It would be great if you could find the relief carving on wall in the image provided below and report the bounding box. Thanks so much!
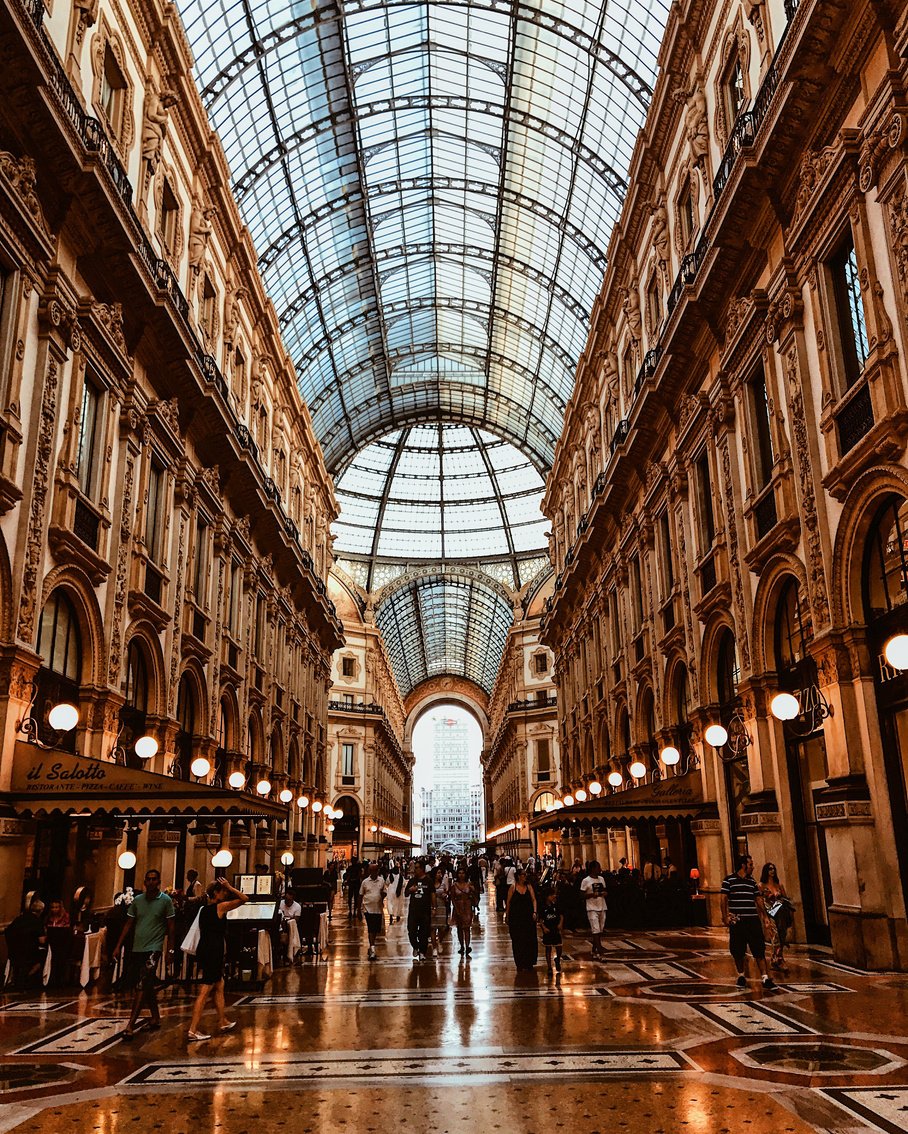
[719,435,751,670]
[107,447,136,683]
[17,357,60,640]
[784,346,830,626]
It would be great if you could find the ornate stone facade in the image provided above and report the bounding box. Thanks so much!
[541,0,908,970]
[0,0,343,921]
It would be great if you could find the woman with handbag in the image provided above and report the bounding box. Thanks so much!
[759,862,794,972]
[187,877,247,1042]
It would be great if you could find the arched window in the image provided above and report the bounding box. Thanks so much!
[175,674,196,781]
[671,663,693,771]
[121,639,151,769]
[533,790,556,813]
[37,591,81,681]
[864,496,908,620]
[775,578,813,673]
[716,629,739,707]
[35,591,82,750]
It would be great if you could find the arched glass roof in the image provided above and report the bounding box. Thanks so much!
[375,572,513,695]
[333,423,547,585]
[176,0,671,472]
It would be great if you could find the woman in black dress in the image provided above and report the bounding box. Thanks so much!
[187,877,247,1041]
[505,869,538,971]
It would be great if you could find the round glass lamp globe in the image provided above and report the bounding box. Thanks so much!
[884,633,908,671]
[134,735,158,760]
[333,808,344,819]
[327,823,335,832]
[588,780,603,795]
[279,788,293,804]
[629,761,647,779]
[280,852,294,866]
[323,807,334,820]
[211,849,233,869]
[563,794,575,807]
[190,757,211,778]
[117,850,137,870]
[369,823,378,832]
[544,804,554,813]
[311,800,323,813]
[575,788,588,802]
[607,771,623,787]
[770,692,800,722]
[660,746,681,766]
[296,795,310,809]
[48,703,78,732]
[228,770,246,790]
[255,779,271,796]
[705,723,729,748]
[553,799,565,810]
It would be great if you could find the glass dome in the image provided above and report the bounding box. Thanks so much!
[333,424,548,566]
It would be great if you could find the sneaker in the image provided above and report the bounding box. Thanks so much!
[762,976,777,990]
[219,1021,237,1033]
[367,947,376,960]
[417,953,426,962]
[736,975,747,989]
[188,1031,211,1042]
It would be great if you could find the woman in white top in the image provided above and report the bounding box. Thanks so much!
[386,864,405,923]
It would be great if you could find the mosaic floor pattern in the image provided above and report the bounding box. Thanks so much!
[0,889,907,1133]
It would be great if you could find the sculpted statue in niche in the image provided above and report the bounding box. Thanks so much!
[141,86,178,172]
[188,202,214,270]
[74,0,100,47]
[651,201,670,266]
[622,285,642,347]
[224,279,248,345]
[673,81,710,165]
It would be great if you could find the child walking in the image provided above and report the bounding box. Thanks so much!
[540,890,564,974]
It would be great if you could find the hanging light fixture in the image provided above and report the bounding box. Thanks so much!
[608,771,623,788]
[575,788,588,802]
[47,702,79,733]
[228,770,246,790]
[327,822,335,833]
[629,760,647,780]
[279,788,293,804]
[588,779,602,795]
[190,756,211,779]
[296,794,310,809]
[660,746,680,766]
[333,808,344,819]
[770,692,800,721]
[704,723,729,748]
[255,778,272,796]
[884,634,908,671]
[311,799,323,813]
[134,735,158,760]
[563,793,575,806]
[553,799,565,810]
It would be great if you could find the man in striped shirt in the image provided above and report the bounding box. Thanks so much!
[720,854,777,990]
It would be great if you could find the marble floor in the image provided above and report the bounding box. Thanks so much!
[2,891,908,1133]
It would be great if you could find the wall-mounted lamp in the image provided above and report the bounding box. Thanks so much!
[16,682,79,748]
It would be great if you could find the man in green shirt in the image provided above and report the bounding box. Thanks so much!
[114,868,176,1040]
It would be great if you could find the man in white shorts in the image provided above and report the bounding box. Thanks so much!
[580,860,608,959]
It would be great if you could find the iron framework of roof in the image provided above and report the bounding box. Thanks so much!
[176,0,670,694]
[178,0,669,473]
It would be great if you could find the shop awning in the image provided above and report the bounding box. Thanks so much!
[530,771,713,832]
[5,742,289,820]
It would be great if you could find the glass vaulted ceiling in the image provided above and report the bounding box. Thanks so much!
[177,0,670,472]
[334,424,548,589]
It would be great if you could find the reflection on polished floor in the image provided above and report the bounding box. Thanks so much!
[2,893,908,1134]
